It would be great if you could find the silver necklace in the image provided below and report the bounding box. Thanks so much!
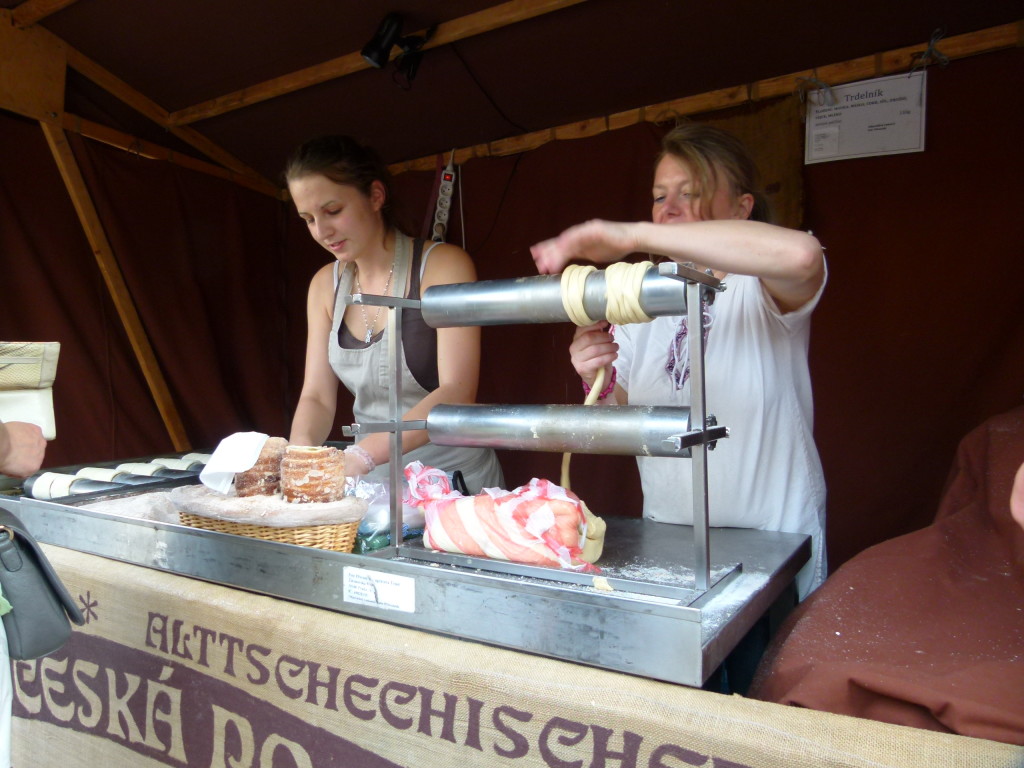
[353,260,395,344]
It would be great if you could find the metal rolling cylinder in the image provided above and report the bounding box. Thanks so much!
[426,404,693,457]
[420,266,689,328]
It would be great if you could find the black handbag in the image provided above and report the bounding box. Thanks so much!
[0,506,85,659]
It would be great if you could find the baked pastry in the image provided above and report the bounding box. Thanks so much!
[234,436,288,497]
[280,445,346,503]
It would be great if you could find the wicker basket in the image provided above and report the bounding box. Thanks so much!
[178,512,359,552]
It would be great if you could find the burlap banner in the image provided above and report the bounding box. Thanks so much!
[12,545,1021,768]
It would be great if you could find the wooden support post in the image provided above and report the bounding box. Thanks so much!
[39,121,192,453]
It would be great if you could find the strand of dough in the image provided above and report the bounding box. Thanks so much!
[558,261,655,563]
[559,261,655,328]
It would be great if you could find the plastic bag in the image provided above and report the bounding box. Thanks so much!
[403,461,597,571]
[352,475,425,553]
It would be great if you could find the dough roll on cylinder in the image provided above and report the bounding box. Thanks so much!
[419,266,689,328]
[427,404,694,457]
[23,471,123,499]
[75,466,165,485]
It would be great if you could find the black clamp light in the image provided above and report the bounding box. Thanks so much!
[361,13,436,86]
[361,13,403,68]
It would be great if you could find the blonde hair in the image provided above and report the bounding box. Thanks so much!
[658,122,771,223]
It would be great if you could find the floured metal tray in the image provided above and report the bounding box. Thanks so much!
[1,478,807,687]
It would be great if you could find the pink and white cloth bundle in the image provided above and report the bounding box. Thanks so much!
[403,461,596,570]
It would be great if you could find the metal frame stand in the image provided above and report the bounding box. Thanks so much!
[347,262,729,599]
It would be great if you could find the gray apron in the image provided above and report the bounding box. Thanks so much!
[328,231,504,494]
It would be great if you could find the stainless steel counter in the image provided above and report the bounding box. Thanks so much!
[1,484,807,687]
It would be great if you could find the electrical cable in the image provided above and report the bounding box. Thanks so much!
[458,163,466,249]
[471,153,522,254]
[449,44,528,133]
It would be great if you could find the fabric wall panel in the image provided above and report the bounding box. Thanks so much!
[0,111,170,465]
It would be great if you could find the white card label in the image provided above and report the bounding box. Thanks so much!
[805,71,926,164]
[343,567,416,613]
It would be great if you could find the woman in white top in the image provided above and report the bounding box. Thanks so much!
[531,123,827,600]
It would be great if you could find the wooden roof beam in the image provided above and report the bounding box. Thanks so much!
[63,113,285,199]
[11,0,81,28]
[64,45,280,191]
[389,21,1024,174]
[168,0,589,127]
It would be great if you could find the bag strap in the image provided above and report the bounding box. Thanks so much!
[0,506,85,626]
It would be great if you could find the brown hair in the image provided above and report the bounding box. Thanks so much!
[658,122,771,223]
[284,135,398,231]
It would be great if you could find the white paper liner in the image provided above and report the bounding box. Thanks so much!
[199,432,270,494]
[168,484,367,527]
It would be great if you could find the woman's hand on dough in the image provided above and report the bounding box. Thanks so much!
[531,220,638,274]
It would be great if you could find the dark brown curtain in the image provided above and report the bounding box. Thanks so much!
[2,46,1021,574]
[804,48,1024,567]
[71,135,295,448]
[0,112,299,464]
[1,111,169,466]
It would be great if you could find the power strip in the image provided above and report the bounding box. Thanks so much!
[431,153,456,242]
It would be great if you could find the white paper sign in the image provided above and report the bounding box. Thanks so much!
[805,72,926,164]
[344,566,416,612]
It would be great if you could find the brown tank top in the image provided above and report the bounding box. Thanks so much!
[337,238,439,391]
